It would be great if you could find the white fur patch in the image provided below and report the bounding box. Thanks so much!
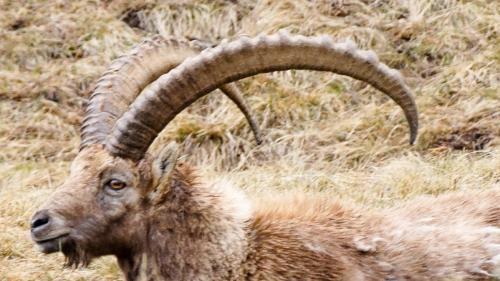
[469,266,492,277]
[210,179,253,223]
[353,236,384,253]
[304,241,327,255]
[487,244,500,255]
[417,217,435,223]
[489,254,500,277]
[377,261,394,273]
[479,227,500,235]
[472,254,500,278]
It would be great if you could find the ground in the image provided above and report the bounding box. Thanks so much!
[0,0,499,280]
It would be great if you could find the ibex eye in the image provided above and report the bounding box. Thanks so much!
[107,179,126,190]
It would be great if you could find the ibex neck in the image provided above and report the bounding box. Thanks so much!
[117,253,151,281]
[122,166,252,281]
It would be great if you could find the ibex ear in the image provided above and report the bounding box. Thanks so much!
[150,142,179,203]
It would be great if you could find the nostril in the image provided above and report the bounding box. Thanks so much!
[31,211,51,230]
[32,217,49,228]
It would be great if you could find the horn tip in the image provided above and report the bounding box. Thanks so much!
[409,124,418,145]
[255,135,263,145]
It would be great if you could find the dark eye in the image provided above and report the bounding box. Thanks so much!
[106,179,127,191]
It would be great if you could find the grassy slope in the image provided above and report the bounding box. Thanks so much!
[0,0,498,280]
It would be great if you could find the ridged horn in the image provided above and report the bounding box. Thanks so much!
[107,32,418,161]
[220,84,262,144]
[80,36,261,149]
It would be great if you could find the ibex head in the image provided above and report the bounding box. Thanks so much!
[30,32,418,267]
[30,143,179,266]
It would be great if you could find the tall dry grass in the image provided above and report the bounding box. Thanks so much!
[0,0,499,280]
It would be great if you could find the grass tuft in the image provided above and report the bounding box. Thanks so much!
[1,0,499,279]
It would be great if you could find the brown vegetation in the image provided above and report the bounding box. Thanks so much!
[1,0,499,280]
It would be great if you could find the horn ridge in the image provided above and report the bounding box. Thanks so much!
[80,36,261,150]
[107,33,418,161]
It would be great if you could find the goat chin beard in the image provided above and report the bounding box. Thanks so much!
[62,240,91,268]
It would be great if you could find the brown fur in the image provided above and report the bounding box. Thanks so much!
[32,146,500,280]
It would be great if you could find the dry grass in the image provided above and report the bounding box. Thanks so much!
[0,0,499,280]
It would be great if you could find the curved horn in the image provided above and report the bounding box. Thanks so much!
[108,32,418,161]
[220,84,262,144]
[80,36,261,149]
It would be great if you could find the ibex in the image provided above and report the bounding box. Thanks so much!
[31,32,500,280]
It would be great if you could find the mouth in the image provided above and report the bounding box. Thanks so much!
[34,233,70,254]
